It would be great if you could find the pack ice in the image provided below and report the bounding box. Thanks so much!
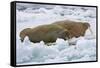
[16,4,97,65]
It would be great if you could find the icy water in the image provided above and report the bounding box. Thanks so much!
[16,3,97,65]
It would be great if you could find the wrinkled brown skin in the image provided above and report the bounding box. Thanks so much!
[53,20,90,38]
[19,20,90,43]
[20,24,69,43]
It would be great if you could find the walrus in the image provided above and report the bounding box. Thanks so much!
[19,20,92,43]
[53,20,92,38]
[19,24,70,43]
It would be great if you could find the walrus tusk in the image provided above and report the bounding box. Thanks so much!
[88,27,95,38]
[65,36,71,46]
[89,27,93,35]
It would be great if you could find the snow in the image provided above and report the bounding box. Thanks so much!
[53,38,69,51]
[16,3,97,65]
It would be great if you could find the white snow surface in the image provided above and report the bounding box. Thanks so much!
[16,4,97,65]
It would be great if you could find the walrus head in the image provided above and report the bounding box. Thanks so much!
[19,28,31,42]
[83,23,90,29]
[83,23,94,34]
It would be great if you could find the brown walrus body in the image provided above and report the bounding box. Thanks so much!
[20,24,69,43]
[53,20,90,38]
[19,20,90,43]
